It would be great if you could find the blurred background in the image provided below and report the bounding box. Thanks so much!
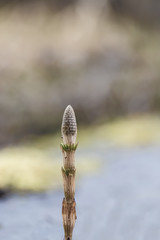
[0,0,160,239]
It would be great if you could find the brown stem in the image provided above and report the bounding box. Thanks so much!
[61,105,77,240]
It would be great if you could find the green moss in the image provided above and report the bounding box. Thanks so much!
[78,114,160,147]
[2,114,158,193]
[0,147,60,192]
[0,145,100,193]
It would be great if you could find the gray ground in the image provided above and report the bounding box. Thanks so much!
[0,146,160,240]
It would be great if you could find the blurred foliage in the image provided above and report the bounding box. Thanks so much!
[79,115,160,147]
[0,3,159,145]
[0,0,77,12]
[0,113,159,193]
[0,147,57,192]
[110,0,160,26]
[0,142,100,193]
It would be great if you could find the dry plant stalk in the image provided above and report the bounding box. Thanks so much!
[61,105,78,240]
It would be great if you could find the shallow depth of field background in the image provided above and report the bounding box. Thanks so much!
[0,1,160,240]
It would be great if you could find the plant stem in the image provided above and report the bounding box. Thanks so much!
[61,105,77,240]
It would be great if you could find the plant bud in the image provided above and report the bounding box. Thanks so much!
[61,105,77,144]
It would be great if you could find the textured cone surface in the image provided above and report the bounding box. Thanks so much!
[62,105,77,137]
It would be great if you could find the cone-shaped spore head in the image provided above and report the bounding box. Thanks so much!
[61,105,77,144]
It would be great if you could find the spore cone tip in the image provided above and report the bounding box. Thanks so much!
[61,105,77,144]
